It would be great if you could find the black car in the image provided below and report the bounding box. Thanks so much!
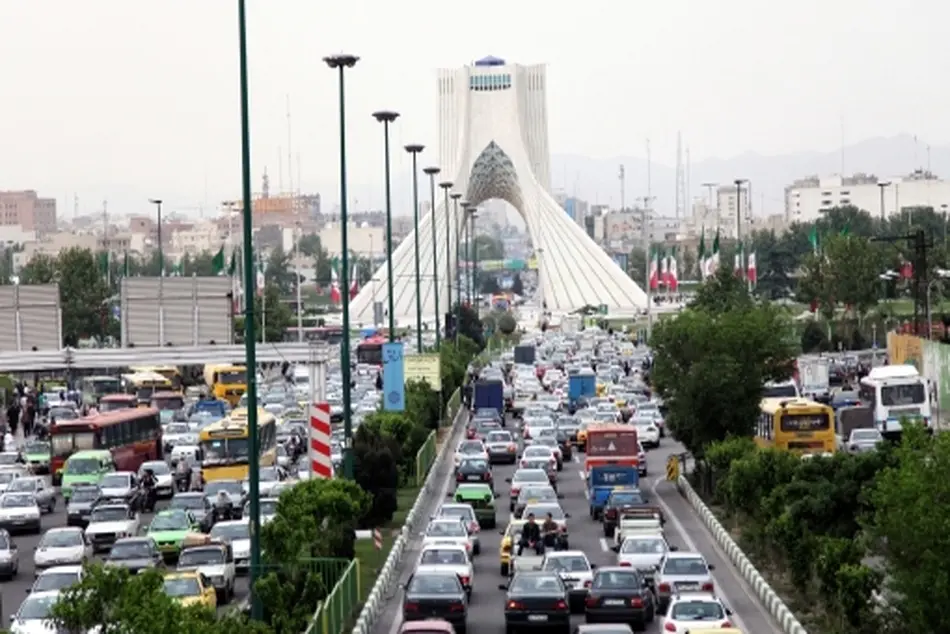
[554,428,575,461]
[584,567,656,630]
[455,458,493,490]
[500,571,572,633]
[169,492,216,532]
[402,570,469,634]
[106,537,165,574]
[65,485,101,528]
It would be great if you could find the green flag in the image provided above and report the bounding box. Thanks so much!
[97,251,110,278]
[809,226,819,252]
[697,228,706,278]
[211,247,225,275]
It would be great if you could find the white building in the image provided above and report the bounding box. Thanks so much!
[715,184,753,239]
[170,222,225,256]
[348,56,647,326]
[785,170,950,224]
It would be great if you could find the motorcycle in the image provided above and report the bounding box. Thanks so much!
[135,483,157,513]
[212,492,234,522]
[173,469,190,493]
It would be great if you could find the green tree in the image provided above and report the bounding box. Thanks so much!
[18,253,56,284]
[497,311,517,335]
[265,247,293,295]
[473,235,504,260]
[296,234,333,285]
[57,247,112,346]
[352,422,402,526]
[797,234,887,319]
[452,303,486,349]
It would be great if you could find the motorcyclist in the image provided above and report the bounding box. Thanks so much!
[541,512,559,548]
[140,468,157,511]
[175,459,190,492]
[517,513,543,556]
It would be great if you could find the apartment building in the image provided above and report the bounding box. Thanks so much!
[0,190,57,237]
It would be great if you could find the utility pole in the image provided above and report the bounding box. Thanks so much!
[873,229,933,336]
[674,132,685,219]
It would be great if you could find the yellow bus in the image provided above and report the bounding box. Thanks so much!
[203,364,247,407]
[130,366,182,391]
[756,397,836,455]
[198,408,277,482]
[121,371,173,406]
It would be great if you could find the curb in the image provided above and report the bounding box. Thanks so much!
[675,475,809,634]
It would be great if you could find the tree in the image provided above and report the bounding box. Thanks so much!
[473,235,504,261]
[257,478,369,633]
[497,311,517,335]
[18,253,56,284]
[352,422,402,526]
[453,303,486,349]
[796,233,888,320]
[235,285,293,342]
[57,247,113,346]
[478,272,500,294]
[265,247,294,295]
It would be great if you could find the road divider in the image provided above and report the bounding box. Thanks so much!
[675,473,809,634]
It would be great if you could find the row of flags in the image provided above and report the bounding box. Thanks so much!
[647,247,680,291]
[695,228,758,286]
[328,257,360,304]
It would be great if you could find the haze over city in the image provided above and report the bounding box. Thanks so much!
[2,0,947,218]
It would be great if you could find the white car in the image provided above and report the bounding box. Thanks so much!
[0,493,41,534]
[660,593,734,632]
[435,503,481,552]
[163,422,197,448]
[522,418,555,444]
[615,532,675,573]
[520,445,558,472]
[453,440,488,466]
[422,519,473,556]
[34,527,91,571]
[0,470,23,494]
[31,565,83,593]
[209,520,251,572]
[139,461,175,498]
[9,590,61,634]
[242,497,278,525]
[242,466,284,498]
[540,550,594,608]
[632,418,661,448]
[84,503,140,553]
[416,544,474,596]
[7,476,56,514]
[177,543,236,601]
[98,471,138,502]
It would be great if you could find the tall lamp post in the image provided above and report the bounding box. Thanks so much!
[148,198,164,276]
[734,178,747,280]
[451,193,463,342]
[324,53,360,480]
[461,202,471,305]
[439,182,453,338]
[878,181,891,220]
[423,167,442,348]
[372,110,399,342]
[468,206,479,320]
[405,144,425,353]
[235,0,262,620]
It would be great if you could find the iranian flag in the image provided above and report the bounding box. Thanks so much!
[709,229,721,275]
[668,246,679,291]
[697,229,707,279]
[348,262,360,299]
[747,251,757,287]
[648,247,660,291]
[658,247,668,288]
[330,258,342,304]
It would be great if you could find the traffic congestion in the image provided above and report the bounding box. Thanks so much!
[383,327,781,634]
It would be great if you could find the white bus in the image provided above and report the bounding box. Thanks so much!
[858,365,932,438]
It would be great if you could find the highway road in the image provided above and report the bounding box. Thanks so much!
[371,416,782,634]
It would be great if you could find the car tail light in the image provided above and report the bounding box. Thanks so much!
[619,561,631,567]
[511,487,520,496]
[456,473,464,481]
[484,472,492,481]
[664,622,677,632]
[721,622,733,628]
[520,460,527,468]
[506,600,524,610]
[630,597,643,608]
[458,573,471,586]
[464,542,471,552]
[507,444,516,452]
[468,522,479,533]
[449,601,465,612]
[702,582,714,592]
[404,602,419,612]
[585,596,599,608]
[554,599,568,611]
[658,583,671,593]
[605,508,617,520]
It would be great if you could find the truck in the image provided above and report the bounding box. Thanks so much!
[513,345,536,365]
[473,379,505,417]
[798,357,831,402]
[568,369,596,406]
[587,465,639,520]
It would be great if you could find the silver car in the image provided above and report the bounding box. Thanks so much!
[0,528,19,579]
[613,532,676,580]
[484,431,517,465]
[654,552,716,611]
[34,527,91,571]
[98,471,138,503]
[6,477,56,514]
[846,428,883,453]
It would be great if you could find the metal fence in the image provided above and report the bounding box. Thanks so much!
[413,432,437,488]
[305,559,361,634]
[0,284,62,351]
[120,276,233,347]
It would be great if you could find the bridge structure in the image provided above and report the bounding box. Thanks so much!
[349,56,647,327]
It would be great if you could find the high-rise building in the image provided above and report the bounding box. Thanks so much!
[0,190,57,239]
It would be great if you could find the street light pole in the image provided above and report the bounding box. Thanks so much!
[451,194,462,343]
[148,199,164,276]
[462,202,471,306]
[878,182,891,220]
[372,111,399,342]
[439,182,453,339]
[324,53,360,481]
[423,167,441,349]
[235,0,262,620]
[734,178,747,280]
[405,144,425,353]
[470,208,479,320]
[294,223,303,341]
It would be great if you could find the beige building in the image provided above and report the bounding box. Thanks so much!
[170,221,227,256]
[0,190,57,237]
[319,223,386,258]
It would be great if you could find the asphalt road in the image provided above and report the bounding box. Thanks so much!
[371,416,783,634]
[0,478,249,623]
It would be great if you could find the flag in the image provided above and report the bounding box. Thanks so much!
[256,255,266,296]
[809,226,819,253]
[169,261,183,277]
[97,251,110,278]
[122,251,130,277]
[228,250,237,276]
[734,242,744,277]
[747,251,757,287]
[697,228,707,279]
[709,229,721,274]
[330,256,342,303]
[349,262,360,299]
[668,246,679,291]
[648,248,659,291]
[211,247,225,275]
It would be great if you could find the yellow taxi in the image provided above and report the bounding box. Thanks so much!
[163,571,218,609]
[577,421,594,451]
[498,519,526,576]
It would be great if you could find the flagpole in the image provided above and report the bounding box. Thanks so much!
[295,224,303,341]
[641,199,653,340]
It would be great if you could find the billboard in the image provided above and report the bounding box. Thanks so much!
[120,277,234,347]
[404,353,442,391]
[0,284,62,351]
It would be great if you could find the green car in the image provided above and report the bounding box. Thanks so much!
[453,483,497,529]
[23,440,51,474]
[60,450,115,499]
[147,509,201,560]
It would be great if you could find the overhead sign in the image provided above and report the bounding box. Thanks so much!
[382,342,405,411]
[404,353,442,391]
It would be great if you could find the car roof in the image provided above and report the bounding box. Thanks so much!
[39,565,83,574]
[665,551,705,560]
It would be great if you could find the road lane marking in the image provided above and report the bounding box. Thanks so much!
[599,537,612,552]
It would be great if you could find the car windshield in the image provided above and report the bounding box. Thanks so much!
[519,487,555,502]
[487,432,511,443]
[209,523,249,541]
[513,470,548,484]
[439,507,474,521]
[7,479,35,493]
[425,521,466,537]
[24,442,49,455]
[524,447,553,458]
[259,467,278,482]
[164,577,201,597]
[171,496,204,510]
[166,423,189,434]
[0,472,18,484]
[150,513,189,531]
[205,482,242,496]
[670,600,725,621]
[41,530,83,548]
[420,549,467,565]
[259,500,277,515]
[542,555,590,572]
[109,541,152,559]
[179,548,224,566]
[64,457,100,475]
[407,573,462,594]
[458,442,483,454]
[140,462,170,475]
[33,571,81,592]
[1,494,33,508]
[16,594,57,620]
[621,537,667,554]
[100,474,130,488]
[90,506,128,522]
[460,459,488,471]
[593,570,641,589]
[663,558,709,575]
[609,491,646,505]
[510,574,563,593]
[70,488,99,503]
[852,430,881,441]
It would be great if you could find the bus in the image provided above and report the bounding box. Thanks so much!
[492,294,511,311]
[150,391,186,423]
[130,366,182,391]
[49,407,163,486]
[858,364,932,440]
[99,394,138,413]
[584,423,640,473]
[756,397,836,455]
[80,376,122,407]
[356,335,387,366]
[198,407,277,482]
[122,371,173,405]
[203,364,247,407]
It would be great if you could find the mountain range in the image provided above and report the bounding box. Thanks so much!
[549,134,948,219]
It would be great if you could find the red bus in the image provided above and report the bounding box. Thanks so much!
[584,424,640,473]
[356,335,387,365]
[49,408,163,484]
[99,394,138,413]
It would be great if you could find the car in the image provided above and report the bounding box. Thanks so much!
[484,430,518,465]
[845,428,883,453]
[65,485,101,528]
[455,458,493,489]
[553,428,575,461]
[636,443,647,477]
[659,592,734,632]
[0,527,19,578]
[242,466,285,498]
[454,440,489,466]
[178,541,236,601]
[22,440,51,474]
[507,469,553,511]
[514,485,560,520]
[147,509,202,560]
[9,590,60,632]
[169,492,216,532]
[34,527,91,571]
[602,490,662,539]
[436,503,482,551]
[417,543,474,596]
[0,492,41,534]
[500,571,571,632]
[0,470,23,494]
[522,418,556,445]
[163,571,218,609]
[449,483,497,529]
[139,461,175,498]
[6,476,56,514]
[422,519,474,556]
[654,553,716,612]
[106,536,165,573]
[612,532,676,578]
[539,550,595,612]
[584,566,657,629]
[398,620,458,634]
[401,570,469,634]
[275,444,292,469]
[98,471,139,505]
[521,445,559,473]
[533,437,564,470]
[30,565,83,593]
[519,457,558,486]
[209,520,251,572]
[242,497,279,525]
[163,422,197,449]
[84,503,139,553]
[472,419,502,441]
[630,418,660,449]
[204,480,245,521]
[522,503,570,536]
[573,625,635,634]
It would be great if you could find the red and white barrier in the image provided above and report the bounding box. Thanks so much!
[309,402,332,479]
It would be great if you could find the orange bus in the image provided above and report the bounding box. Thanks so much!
[50,408,163,485]
[584,423,639,473]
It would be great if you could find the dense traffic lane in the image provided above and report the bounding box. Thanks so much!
[372,419,782,634]
[0,485,249,623]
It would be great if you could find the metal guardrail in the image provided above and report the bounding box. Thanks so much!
[307,559,361,634]
[675,474,808,634]
[414,431,437,488]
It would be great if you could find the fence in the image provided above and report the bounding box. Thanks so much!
[305,559,361,634]
[414,431,437,488]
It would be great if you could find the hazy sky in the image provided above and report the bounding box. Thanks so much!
[2,0,947,219]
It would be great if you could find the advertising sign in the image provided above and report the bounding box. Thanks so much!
[382,342,405,411]
[404,353,442,391]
